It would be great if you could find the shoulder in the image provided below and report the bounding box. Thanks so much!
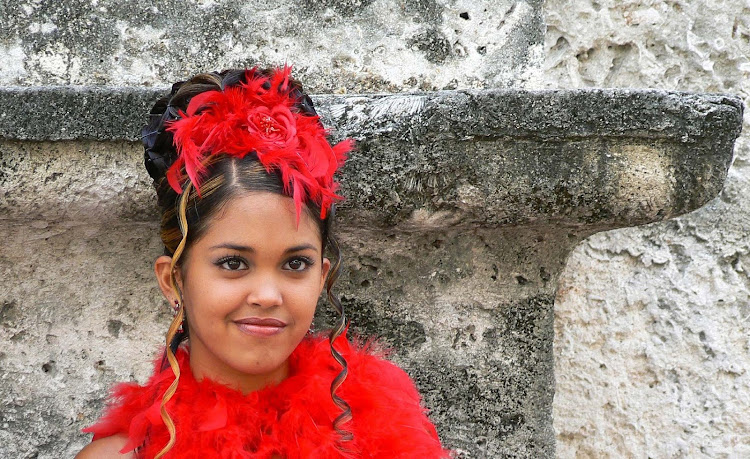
[343,338,420,393]
[82,348,187,444]
[344,346,425,409]
[330,339,451,457]
[75,434,135,459]
[301,333,418,391]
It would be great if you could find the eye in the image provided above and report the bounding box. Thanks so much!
[216,256,248,271]
[283,256,313,272]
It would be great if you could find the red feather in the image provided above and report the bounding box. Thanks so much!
[83,335,451,458]
[164,66,352,219]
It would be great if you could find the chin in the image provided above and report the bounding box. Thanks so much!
[236,360,284,375]
[227,349,290,375]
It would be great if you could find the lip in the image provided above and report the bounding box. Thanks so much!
[234,317,287,337]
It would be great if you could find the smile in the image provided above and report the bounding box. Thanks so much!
[234,317,287,337]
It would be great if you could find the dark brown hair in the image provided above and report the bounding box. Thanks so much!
[142,69,351,458]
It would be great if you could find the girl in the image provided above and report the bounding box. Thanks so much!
[77,67,449,458]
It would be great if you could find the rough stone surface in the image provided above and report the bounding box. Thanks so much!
[0,89,742,230]
[0,0,746,457]
[544,0,750,457]
[0,0,543,91]
[0,86,742,143]
[1,172,568,457]
[0,219,166,458]
[0,87,740,457]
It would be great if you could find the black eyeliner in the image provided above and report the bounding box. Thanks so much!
[214,254,249,269]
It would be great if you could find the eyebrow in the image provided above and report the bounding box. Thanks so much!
[209,243,319,254]
[209,243,254,252]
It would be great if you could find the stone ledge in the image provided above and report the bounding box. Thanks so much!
[0,87,743,230]
[0,86,742,142]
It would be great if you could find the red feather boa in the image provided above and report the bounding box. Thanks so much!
[83,335,450,458]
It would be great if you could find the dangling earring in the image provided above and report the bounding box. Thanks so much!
[172,300,184,333]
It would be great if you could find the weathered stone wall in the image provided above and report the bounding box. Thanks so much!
[5,87,739,458]
[0,0,747,458]
[544,0,750,457]
[0,0,543,91]
[0,2,549,456]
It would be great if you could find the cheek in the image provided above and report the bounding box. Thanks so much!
[288,277,324,313]
[184,275,244,319]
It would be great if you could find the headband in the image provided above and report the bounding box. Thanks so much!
[150,66,352,220]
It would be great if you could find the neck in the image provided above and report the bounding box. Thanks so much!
[187,347,290,395]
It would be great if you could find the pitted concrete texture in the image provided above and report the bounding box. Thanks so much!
[0,219,167,457]
[0,0,543,91]
[544,0,750,456]
[319,227,578,456]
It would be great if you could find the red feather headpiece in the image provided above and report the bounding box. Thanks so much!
[165,66,352,220]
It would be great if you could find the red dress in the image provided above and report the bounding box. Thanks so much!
[83,334,450,458]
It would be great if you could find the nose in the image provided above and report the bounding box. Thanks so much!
[246,272,283,308]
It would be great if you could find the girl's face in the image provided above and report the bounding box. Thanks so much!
[163,191,330,393]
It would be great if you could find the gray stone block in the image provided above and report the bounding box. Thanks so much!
[1,87,743,229]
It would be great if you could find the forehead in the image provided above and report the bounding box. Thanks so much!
[198,192,322,247]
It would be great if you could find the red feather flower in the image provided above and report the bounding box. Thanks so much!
[165,66,352,221]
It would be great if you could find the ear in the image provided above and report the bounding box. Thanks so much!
[154,255,181,302]
[318,257,331,296]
